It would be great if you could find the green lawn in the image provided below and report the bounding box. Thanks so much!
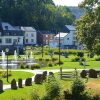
[0,71,34,84]
[1,73,100,100]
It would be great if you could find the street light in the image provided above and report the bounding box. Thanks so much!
[5,48,9,82]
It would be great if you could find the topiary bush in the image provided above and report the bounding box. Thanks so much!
[18,78,23,88]
[34,74,43,84]
[80,70,87,78]
[89,69,97,78]
[11,79,17,90]
[42,71,47,81]
[25,78,32,86]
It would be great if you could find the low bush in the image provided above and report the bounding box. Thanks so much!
[45,58,50,61]
[52,58,58,62]
[71,57,86,62]
[56,61,64,65]
[11,79,17,90]
[34,74,43,84]
[80,70,87,78]
[77,52,84,57]
[89,69,97,78]
[48,63,53,67]
[25,78,32,86]
[25,65,30,69]
[31,64,40,70]
[20,63,25,69]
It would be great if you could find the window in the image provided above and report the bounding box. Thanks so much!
[26,39,28,43]
[5,38,12,43]
[31,34,34,37]
[31,39,34,42]
[67,38,69,40]
[0,39,2,43]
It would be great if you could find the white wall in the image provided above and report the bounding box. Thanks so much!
[24,31,37,45]
[0,36,23,45]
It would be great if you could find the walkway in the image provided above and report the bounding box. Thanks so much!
[3,69,83,90]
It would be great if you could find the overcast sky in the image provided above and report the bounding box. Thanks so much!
[53,0,84,6]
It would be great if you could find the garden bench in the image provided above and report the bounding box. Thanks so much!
[59,71,74,79]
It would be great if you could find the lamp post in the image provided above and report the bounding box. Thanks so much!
[6,48,9,82]
[59,32,62,79]
[41,34,44,58]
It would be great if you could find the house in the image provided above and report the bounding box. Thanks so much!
[50,32,77,49]
[0,22,24,52]
[20,27,37,45]
[49,25,83,49]
[37,31,55,46]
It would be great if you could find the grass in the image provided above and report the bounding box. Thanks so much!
[0,72,100,100]
[0,71,34,84]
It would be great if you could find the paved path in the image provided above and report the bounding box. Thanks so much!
[3,69,83,90]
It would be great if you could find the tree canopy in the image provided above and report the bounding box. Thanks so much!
[0,0,75,32]
[76,0,100,52]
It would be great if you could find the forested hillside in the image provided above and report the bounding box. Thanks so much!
[68,6,84,19]
[0,0,75,32]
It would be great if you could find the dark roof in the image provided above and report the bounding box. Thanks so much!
[65,25,76,31]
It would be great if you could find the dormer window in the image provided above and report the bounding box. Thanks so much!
[5,26,8,30]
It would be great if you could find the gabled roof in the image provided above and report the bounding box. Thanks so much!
[1,22,16,30]
[55,32,68,38]
[21,27,36,32]
[65,25,76,31]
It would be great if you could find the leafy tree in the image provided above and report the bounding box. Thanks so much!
[76,0,100,52]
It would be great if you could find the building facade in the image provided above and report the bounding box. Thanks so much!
[0,22,24,52]
[21,27,37,45]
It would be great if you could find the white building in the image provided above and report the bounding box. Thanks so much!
[21,27,37,45]
[0,22,24,52]
[50,25,83,49]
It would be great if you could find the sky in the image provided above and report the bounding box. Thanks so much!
[53,0,84,6]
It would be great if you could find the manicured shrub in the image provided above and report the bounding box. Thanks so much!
[71,57,85,62]
[39,58,43,61]
[31,64,40,70]
[45,58,50,61]
[25,78,32,86]
[48,63,53,67]
[49,72,54,76]
[42,71,47,81]
[20,63,25,69]
[45,75,60,100]
[77,52,84,57]
[18,78,23,88]
[25,65,30,69]
[89,69,97,78]
[80,70,87,78]
[0,80,3,92]
[34,74,43,84]
[11,79,17,90]
[52,58,58,61]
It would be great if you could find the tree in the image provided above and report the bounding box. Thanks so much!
[76,0,100,52]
